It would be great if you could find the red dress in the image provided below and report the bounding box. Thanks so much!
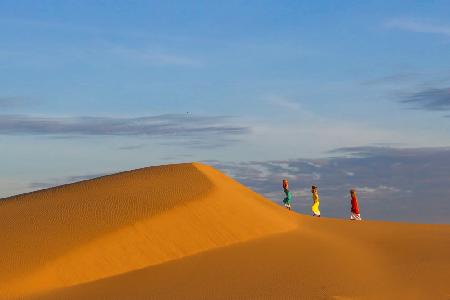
[351,195,360,214]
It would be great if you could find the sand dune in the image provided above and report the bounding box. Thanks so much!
[1,163,449,299]
[41,220,450,300]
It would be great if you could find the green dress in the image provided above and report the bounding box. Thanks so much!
[283,189,292,204]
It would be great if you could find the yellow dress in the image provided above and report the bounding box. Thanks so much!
[311,193,321,215]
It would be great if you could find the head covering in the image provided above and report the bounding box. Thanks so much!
[282,179,289,190]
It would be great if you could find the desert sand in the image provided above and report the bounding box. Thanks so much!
[0,163,449,299]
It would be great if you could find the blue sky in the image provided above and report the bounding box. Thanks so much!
[1,1,450,222]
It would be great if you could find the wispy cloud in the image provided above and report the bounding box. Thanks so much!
[356,185,402,194]
[111,47,202,67]
[29,173,109,190]
[0,114,248,137]
[329,146,450,157]
[0,96,27,109]
[266,95,301,110]
[160,137,242,150]
[400,87,450,111]
[118,144,147,151]
[384,18,450,37]
[361,73,418,86]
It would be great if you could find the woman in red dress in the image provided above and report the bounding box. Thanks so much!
[350,189,362,221]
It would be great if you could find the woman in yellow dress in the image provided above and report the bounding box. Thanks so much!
[311,185,321,217]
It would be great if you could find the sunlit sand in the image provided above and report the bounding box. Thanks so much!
[1,163,448,299]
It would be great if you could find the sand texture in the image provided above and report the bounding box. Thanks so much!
[0,163,449,299]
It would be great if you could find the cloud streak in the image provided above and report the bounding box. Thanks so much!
[385,18,450,37]
[0,97,27,108]
[111,47,202,67]
[29,173,109,190]
[361,73,418,86]
[0,114,249,137]
[118,144,147,151]
[266,95,301,110]
[400,87,450,111]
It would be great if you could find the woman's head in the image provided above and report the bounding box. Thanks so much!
[350,189,356,196]
[282,179,289,189]
[311,185,318,193]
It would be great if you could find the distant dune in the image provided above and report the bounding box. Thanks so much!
[0,163,449,299]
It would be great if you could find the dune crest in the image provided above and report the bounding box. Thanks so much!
[0,163,297,298]
[1,163,449,299]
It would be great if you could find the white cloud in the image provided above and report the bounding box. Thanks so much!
[111,47,203,67]
[356,185,401,194]
[278,172,297,180]
[384,18,450,37]
[343,171,355,176]
[266,95,301,110]
[312,172,321,181]
[306,162,322,168]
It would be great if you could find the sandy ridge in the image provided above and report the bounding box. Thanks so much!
[0,163,298,298]
[1,162,449,299]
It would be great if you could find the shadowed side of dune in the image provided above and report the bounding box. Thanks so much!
[38,218,450,300]
[0,163,298,298]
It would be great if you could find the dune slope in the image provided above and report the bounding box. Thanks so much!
[0,163,297,298]
[1,162,449,299]
[40,219,450,300]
